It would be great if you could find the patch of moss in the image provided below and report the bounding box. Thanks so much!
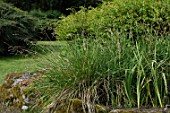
[0,72,42,111]
[119,110,137,113]
[70,98,84,112]
[44,98,107,113]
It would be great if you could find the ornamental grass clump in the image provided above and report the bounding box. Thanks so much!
[34,35,170,112]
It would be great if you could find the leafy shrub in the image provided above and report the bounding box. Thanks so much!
[56,0,170,40]
[0,2,38,55]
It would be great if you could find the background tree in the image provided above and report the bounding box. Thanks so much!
[0,1,38,55]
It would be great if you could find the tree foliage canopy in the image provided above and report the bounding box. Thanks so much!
[0,1,38,55]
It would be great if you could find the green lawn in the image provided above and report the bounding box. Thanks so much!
[0,55,40,83]
[0,41,67,83]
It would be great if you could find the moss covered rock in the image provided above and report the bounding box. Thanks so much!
[0,72,43,111]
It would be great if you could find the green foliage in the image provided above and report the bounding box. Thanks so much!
[56,0,170,40]
[35,37,170,109]
[31,18,57,41]
[1,0,169,111]
[0,2,38,55]
[28,9,63,19]
[27,9,61,41]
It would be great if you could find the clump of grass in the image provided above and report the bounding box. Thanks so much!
[34,34,170,112]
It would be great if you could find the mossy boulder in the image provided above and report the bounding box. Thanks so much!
[0,72,43,111]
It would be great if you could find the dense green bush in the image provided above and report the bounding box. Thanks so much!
[0,2,38,55]
[56,0,170,40]
[3,0,103,15]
